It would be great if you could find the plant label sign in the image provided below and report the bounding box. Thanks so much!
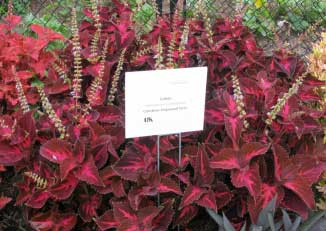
[125,67,207,138]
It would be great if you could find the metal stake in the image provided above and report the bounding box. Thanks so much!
[178,133,182,167]
[178,133,182,231]
[157,135,160,206]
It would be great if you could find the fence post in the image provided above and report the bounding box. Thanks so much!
[161,0,185,16]
[156,0,163,15]
[170,0,178,15]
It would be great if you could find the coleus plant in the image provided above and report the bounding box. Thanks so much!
[0,10,64,113]
[0,1,325,230]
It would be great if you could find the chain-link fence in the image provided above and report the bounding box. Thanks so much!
[166,0,326,56]
[1,0,326,56]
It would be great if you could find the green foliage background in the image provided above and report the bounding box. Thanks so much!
[0,0,85,38]
[243,0,326,37]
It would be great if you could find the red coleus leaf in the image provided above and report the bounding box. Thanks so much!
[49,174,79,200]
[260,183,284,210]
[210,142,269,169]
[159,136,176,154]
[0,44,20,63]
[25,191,51,209]
[279,97,298,121]
[138,206,162,230]
[113,18,135,48]
[161,149,191,169]
[223,91,238,117]
[180,185,206,209]
[4,15,22,26]
[239,77,260,96]
[58,141,85,180]
[296,157,324,185]
[23,37,49,60]
[205,99,225,125]
[74,155,104,186]
[158,177,182,195]
[195,190,217,211]
[272,144,289,181]
[15,182,31,206]
[0,142,23,165]
[89,121,106,140]
[210,148,240,169]
[0,196,12,209]
[248,183,284,223]
[112,201,137,222]
[92,137,111,169]
[94,166,118,194]
[14,110,36,146]
[30,52,56,76]
[97,105,122,123]
[257,71,275,90]
[304,76,326,86]
[231,162,262,199]
[194,144,214,186]
[74,140,85,164]
[137,171,160,196]
[281,190,309,219]
[174,205,198,227]
[29,212,55,231]
[282,177,315,209]
[60,158,78,180]
[132,138,156,155]
[152,200,174,231]
[240,142,270,166]
[44,78,70,95]
[173,171,191,185]
[40,139,73,164]
[113,146,155,181]
[128,188,144,211]
[95,210,118,230]
[112,202,162,230]
[29,210,77,231]
[112,177,126,198]
[3,15,22,30]
[272,144,316,209]
[30,24,65,42]
[17,70,34,80]
[224,115,243,149]
[274,56,298,77]
[116,221,140,231]
[215,181,233,210]
[79,194,102,222]
[298,89,320,101]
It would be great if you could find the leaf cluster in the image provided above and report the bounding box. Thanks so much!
[0,1,325,231]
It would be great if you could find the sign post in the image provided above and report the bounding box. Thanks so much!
[125,67,207,207]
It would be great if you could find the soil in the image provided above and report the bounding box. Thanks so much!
[0,168,33,231]
[188,209,219,231]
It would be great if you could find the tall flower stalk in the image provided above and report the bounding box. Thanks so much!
[71,8,83,107]
[107,48,126,105]
[89,0,102,63]
[88,39,109,106]
[266,73,306,125]
[37,86,66,139]
[12,66,30,114]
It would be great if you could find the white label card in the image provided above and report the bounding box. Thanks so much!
[125,67,207,138]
